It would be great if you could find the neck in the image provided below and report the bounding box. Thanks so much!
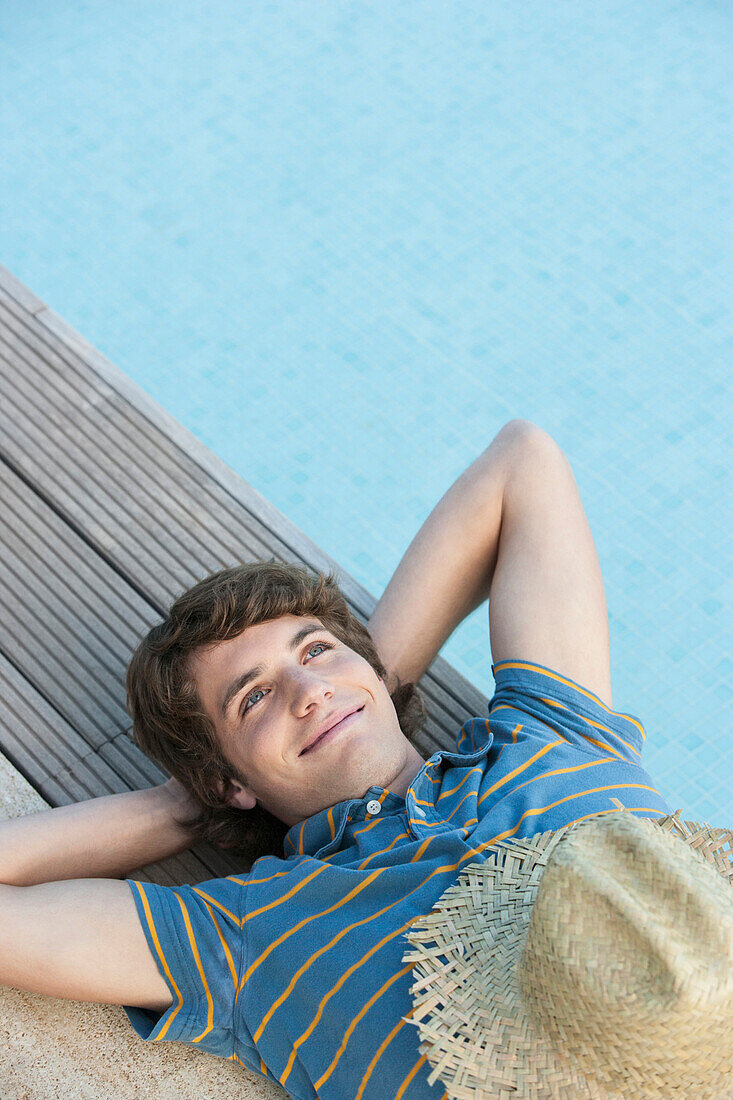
[387,743,427,798]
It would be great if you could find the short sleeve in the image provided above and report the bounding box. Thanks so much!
[122,875,248,1062]
[488,658,648,764]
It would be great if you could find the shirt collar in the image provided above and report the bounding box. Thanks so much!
[283,738,491,860]
[283,786,404,859]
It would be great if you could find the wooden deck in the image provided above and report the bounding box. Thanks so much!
[0,263,488,888]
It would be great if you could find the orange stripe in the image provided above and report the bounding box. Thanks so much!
[243,863,328,925]
[437,766,482,800]
[352,822,383,836]
[255,907,419,1050]
[442,788,481,823]
[479,792,667,850]
[413,782,489,827]
[407,816,447,829]
[477,736,560,805]
[228,867,293,886]
[172,891,215,1044]
[410,837,433,862]
[317,802,390,863]
[315,963,417,1091]
[541,697,634,758]
[411,795,437,806]
[481,717,517,770]
[318,847,346,864]
[490,705,568,742]
[499,754,616,803]
[241,868,386,991]
[129,881,184,1040]
[298,820,307,855]
[191,887,238,924]
[492,659,646,741]
[200,899,238,989]
[358,831,409,870]
[396,1052,428,1099]
[354,1007,415,1100]
[410,794,471,830]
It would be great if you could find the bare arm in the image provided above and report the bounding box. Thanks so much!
[0,782,191,1007]
[368,418,614,709]
[367,419,531,690]
[0,779,198,887]
[0,877,173,1011]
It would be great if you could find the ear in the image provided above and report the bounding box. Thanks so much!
[226,783,257,811]
[216,778,257,811]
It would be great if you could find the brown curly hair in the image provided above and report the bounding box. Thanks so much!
[126,560,426,866]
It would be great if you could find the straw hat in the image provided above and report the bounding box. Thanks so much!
[402,804,733,1099]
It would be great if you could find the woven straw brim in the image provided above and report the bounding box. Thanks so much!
[402,809,733,1100]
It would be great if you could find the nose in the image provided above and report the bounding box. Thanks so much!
[288,666,334,715]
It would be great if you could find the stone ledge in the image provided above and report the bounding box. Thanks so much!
[0,753,286,1099]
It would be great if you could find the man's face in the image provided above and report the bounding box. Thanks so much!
[188,613,425,827]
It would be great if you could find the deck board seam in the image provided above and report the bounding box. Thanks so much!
[0,448,168,616]
[0,290,309,562]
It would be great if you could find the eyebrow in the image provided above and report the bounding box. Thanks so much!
[219,623,326,720]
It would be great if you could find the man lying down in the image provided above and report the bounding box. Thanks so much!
[0,421,672,1099]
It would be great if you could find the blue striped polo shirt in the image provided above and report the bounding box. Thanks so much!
[123,658,671,1100]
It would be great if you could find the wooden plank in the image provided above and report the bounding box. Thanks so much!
[0,652,91,790]
[0,421,473,874]
[99,733,240,880]
[0,651,232,883]
[0,266,489,803]
[0,459,152,743]
[0,289,487,745]
[0,443,474,808]
[0,262,47,315]
[0,270,485,667]
[37,760,222,888]
[0,292,300,591]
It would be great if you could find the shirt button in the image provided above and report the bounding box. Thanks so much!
[366,800,382,815]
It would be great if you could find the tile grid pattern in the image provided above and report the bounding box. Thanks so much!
[0,0,730,820]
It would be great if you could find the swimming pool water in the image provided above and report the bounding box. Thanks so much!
[0,0,730,821]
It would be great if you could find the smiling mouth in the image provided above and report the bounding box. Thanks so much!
[300,706,365,755]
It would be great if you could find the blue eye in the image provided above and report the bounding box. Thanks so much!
[240,641,333,716]
[242,687,266,712]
